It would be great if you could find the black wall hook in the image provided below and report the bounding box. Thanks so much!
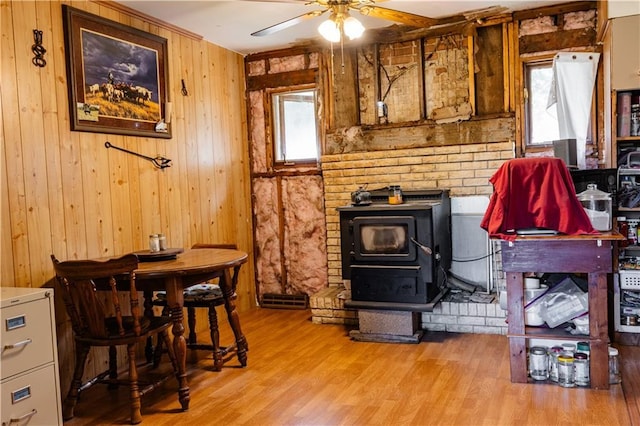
[105,141,172,169]
[32,29,46,67]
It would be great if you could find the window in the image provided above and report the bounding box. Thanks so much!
[524,60,594,147]
[525,62,559,145]
[271,89,319,164]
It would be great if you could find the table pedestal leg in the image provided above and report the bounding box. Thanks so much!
[165,277,190,411]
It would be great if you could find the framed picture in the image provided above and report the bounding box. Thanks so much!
[62,5,171,139]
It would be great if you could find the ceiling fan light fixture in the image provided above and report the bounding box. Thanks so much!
[318,19,341,42]
[343,16,365,40]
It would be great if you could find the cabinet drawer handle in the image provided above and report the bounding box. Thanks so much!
[3,338,32,350]
[3,409,38,425]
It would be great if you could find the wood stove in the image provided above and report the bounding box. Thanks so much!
[338,189,451,311]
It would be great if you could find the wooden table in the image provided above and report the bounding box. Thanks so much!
[133,248,248,410]
[501,232,624,390]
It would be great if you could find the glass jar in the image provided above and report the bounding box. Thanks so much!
[388,185,403,205]
[557,354,575,387]
[158,233,167,251]
[529,346,549,381]
[574,352,590,387]
[609,346,621,384]
[561,343,576,356]
[548,346,564,382]
[577,184,612,231]
[576,341,590,356]
[149,234,160,252]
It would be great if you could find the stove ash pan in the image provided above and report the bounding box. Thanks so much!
[337,189,451,307]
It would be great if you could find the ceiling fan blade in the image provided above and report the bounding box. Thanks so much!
[251,9,327,36]
[358,5,437,28]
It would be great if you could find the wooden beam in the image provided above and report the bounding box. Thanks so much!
[519,28,596,54]
[467,35,476,116]
[324,115,515,154]
[246,69,317,91]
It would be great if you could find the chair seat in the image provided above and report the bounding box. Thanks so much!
[155,284,223,303]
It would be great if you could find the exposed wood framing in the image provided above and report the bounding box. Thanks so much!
[502,23,511,113]
[513,21,523,158]
[508,22,516,114]
[519,28,597,54]
[324,115,514,154]
[467,35,476,116]
[417,40,426,120]
[246,69,317,91]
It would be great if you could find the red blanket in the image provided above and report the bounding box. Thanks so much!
[480,158,598,240]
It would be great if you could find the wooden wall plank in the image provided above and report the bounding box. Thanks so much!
[2,0,254,392]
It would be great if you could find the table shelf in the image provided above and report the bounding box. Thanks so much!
[500,233,624,390]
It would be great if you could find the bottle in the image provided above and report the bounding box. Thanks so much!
[609,346,622,384]
[617,217,629,248]
[557,354,575,387]
[149,234,160,252]
[529,346,549,381]
[574,352,590,387]
[629,221,638,246]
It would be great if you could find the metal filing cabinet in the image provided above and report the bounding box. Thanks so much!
[1,287,62,426]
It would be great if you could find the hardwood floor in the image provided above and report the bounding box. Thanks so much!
[63,308,639,425]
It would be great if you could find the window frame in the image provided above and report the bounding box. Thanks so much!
[268,85,320,168]
[522,56,596,152]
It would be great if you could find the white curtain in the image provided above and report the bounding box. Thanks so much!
[547,52,600,169]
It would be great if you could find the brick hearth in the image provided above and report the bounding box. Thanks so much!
[310,286,508,335]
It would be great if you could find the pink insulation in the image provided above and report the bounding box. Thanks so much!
[253,178,283,295]
[282,176,328,295]
[269,55,308,73]
[249,91,267,173]
[247,60,266,76]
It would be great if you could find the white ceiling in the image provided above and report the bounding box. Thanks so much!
[116,0,571,55]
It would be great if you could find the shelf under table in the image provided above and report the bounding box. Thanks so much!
[500,232,624,390]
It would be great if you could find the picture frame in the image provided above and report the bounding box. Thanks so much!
[62,5,171,139]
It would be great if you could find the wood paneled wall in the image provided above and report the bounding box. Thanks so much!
[1,0,254,390]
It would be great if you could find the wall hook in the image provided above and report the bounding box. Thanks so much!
[105,141,172,169]
[32,29,46,67]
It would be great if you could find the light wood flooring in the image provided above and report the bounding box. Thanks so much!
[63,308,639,425]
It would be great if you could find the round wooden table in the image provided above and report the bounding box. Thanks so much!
[134,248,248,411]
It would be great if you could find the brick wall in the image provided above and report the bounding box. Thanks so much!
[312,141,514,333]
[321,141,514,287]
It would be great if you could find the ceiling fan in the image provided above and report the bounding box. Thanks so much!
[250,0,438,41]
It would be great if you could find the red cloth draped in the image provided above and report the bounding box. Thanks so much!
[480,157,598,241]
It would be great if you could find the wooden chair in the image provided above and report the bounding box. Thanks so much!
[51,254,178,425]
[152,243,246,371]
